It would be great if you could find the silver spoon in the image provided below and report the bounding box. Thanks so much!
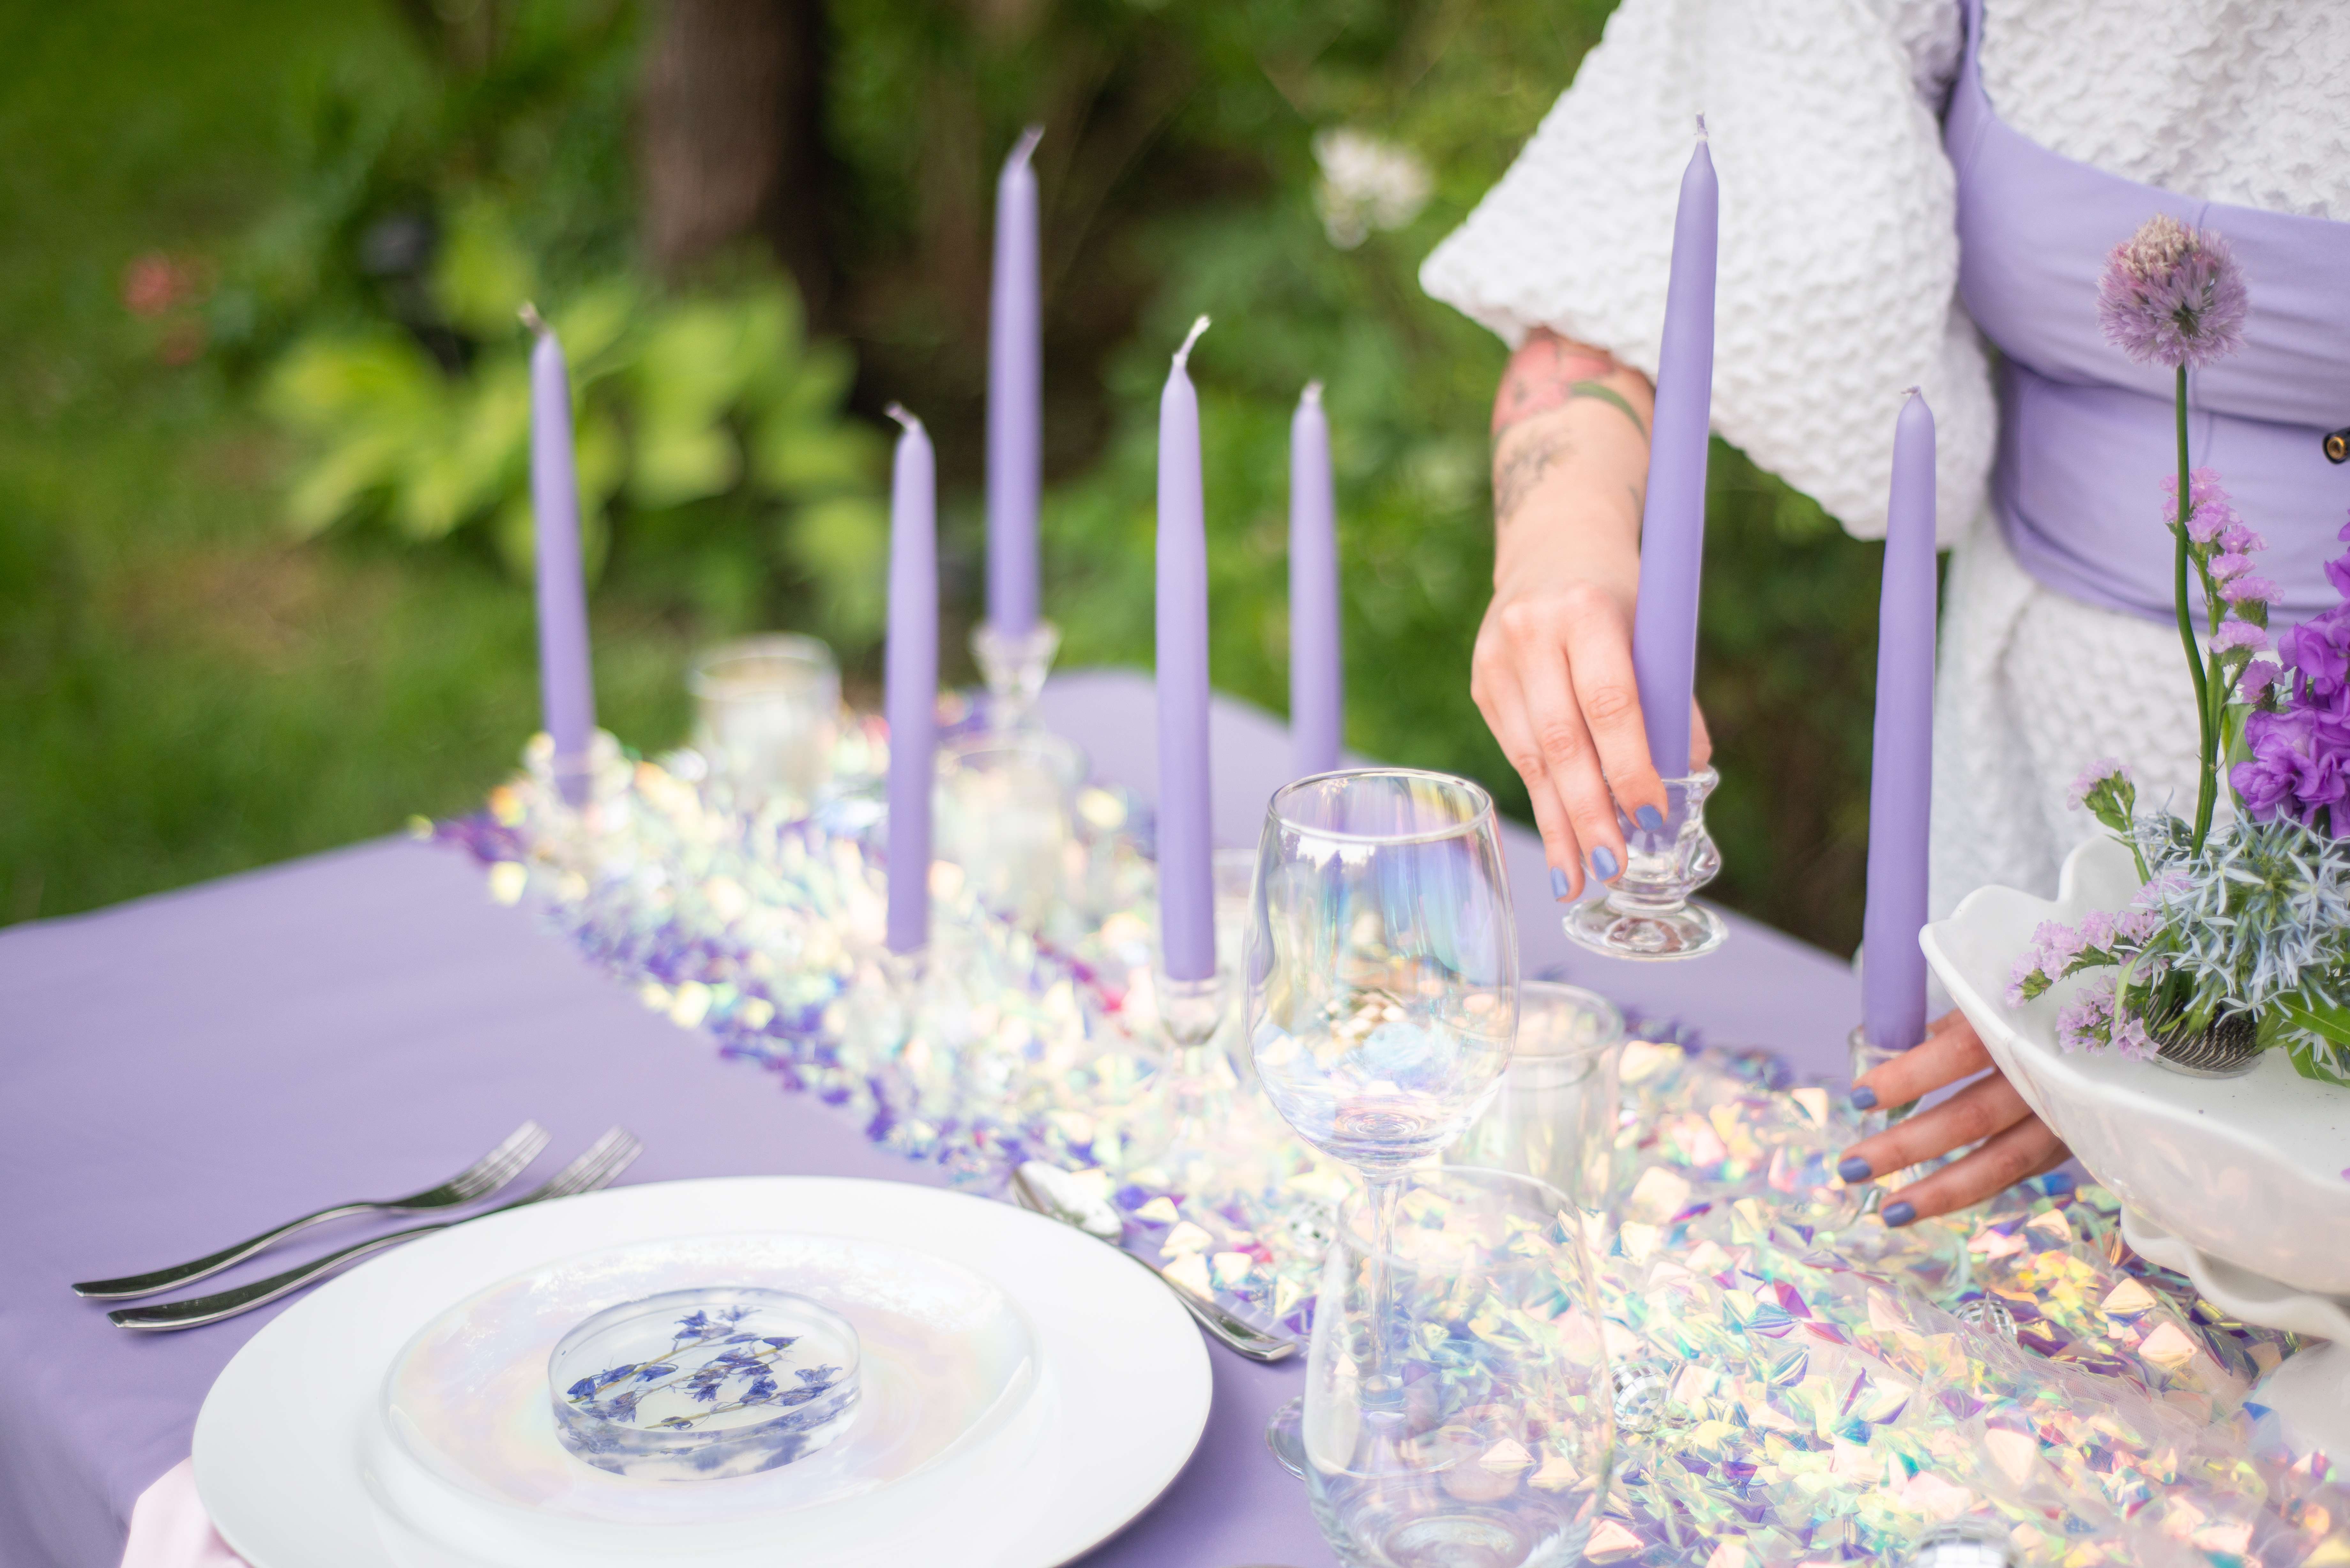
[1010,1162,1297,1363]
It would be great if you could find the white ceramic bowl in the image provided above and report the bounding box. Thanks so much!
[1920,834,2350,1297]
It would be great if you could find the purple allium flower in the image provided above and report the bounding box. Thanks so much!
[2209,551,2254,582]
[2222,574,2279,606]
[2097,214,2249,369]
[2066,758,2129,810]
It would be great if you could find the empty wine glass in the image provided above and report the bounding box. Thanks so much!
[1301,1166,1614,1568]
[1245,769,1518,1179]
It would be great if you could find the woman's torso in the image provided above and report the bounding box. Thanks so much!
[1946,0,2350,623]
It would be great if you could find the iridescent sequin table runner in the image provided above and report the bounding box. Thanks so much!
[437,735,2346,1567]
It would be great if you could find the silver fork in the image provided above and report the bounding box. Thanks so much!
[73,1121,551,1300]
[108,1129,641,1332]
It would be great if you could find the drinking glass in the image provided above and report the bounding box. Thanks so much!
[1446,982,1624,1210]
[1246,769,1518,1179]
[933,731,1086,930]
[1301,1166,1614,1568]
[689,635,841,813]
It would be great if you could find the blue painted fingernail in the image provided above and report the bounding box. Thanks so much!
[2044,1169,2075,1193]
[1882,1200,1917,1228]
[1849,1086,1878,1111]
[1590,845,1619,881]
[1836,1155,1872,1183]
[1635,804,1664,833]
[1550,866,1571,901]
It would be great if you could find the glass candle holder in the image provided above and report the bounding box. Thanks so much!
[688,635,842,815]
[933,730,1087,931]
[1561,768,1725,961]
[971,619,1061,731]
[1447,981,1626,1208]
[549,1286,861,1481]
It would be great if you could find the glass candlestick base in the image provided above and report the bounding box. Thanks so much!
[1114,971,1256,1192]
[972,619,1060,731]
[1561,768,1726,961]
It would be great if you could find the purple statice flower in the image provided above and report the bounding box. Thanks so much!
[2033,918,2086,974]
[2109,1012,2158,1062]
[2221,521,2267,554]
[2054,976,2118,1053]
[2097,214,2249,369]
[2209,551,2254,582]
[2212,620,2271,655]
[2134,867,2191,908]
[2222,574,2278,607]
[2160,469,2235,540]
[2076,909,2117,952]
[2114,907,2163,944]
[2066,758,2129,810]
[2239,660,2282,700]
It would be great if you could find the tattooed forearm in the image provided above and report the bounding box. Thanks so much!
[1492,423,1576,526]
[1492,329,1650,439]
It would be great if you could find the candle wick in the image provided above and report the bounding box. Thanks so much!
[885,402,924,435]
[1903,385,1921,399]
[1012,123,1044,168]
[1694,112,1709,142]
[1174,315,1211,370]
[1301,379,1323,408]
[518,301,548,335]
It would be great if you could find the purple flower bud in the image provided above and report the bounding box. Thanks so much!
[2065,758,2130,809]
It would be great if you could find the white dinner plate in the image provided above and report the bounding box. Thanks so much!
[194,1177,1211,1567]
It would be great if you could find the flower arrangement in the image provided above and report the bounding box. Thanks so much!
[2008,215,2350,1086]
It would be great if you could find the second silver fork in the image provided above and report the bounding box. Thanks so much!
[109,1128,642,1332]
[73,1120,551,1300]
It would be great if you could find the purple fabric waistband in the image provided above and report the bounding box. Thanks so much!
[1993,357,2345,626]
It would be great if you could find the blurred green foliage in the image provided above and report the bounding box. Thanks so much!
[2,0,1887,954]
[263,199,888,645]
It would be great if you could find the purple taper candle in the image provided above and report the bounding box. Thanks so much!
[885,405,937,957]
[523,305,597,803]
[1157,316,1215,983]
[986,125,1044,637]
[1629,121,1718,781]
[1862,390,1937,1051]
[1290,381,1342,779]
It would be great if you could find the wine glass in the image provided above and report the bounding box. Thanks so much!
[1246,769,1518,1179]
[1301,1166,1614,1567]
[1247,768,1520,1472]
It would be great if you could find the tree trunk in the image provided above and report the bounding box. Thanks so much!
[638,0,833,319]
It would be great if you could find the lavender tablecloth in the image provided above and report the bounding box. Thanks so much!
[0,670,1858,1568]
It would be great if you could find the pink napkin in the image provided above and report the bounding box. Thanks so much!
[122,1460,248,1568]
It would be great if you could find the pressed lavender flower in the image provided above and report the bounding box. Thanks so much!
[2222,574,2279,606]
[2211,620,2270,654]
[2097,214,2249,369]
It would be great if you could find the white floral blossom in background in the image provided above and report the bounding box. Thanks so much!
[1311,128,1431,249]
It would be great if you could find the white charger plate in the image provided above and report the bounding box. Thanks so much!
[194,1176,1212,1567]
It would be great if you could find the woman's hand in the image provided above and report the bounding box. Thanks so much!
[1470,330,1710,901]
[1836,1010,2072,1225]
